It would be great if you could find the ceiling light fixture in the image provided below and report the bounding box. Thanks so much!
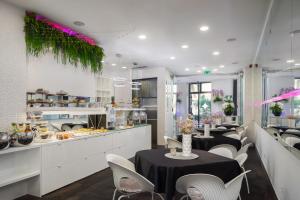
[101,60,104,63]
[138,34,147,40]
[219,65,225,68]
[287,59,295,63]
[181,45,189,49]
[73,21,85,26]
[185,68,190,71]
[112,63,116,66]
[295,63,300,66]
[213,68,218,72]
[212,51,220,56]
[202,66,207,70]
[170,56,176,60]
[200,25,209,32]
[197,70,202,73]
[122,66,127,69]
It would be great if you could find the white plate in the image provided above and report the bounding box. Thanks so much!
[165,152,199,160]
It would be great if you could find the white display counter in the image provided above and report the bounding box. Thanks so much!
[0,125,151,200]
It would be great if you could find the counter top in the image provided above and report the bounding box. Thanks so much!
[0,143,41,156]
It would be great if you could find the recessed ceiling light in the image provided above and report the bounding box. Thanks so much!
[213,68,218,72]
[212,51,220,56]
[138,34,147,40]
[185,68,190,71]
[73,21,85,26]
[200,25,209,32]
[197,70,202,73]
[227,38,237,42]
[181,45,189,49]
[232,62,239,65]
[287,59,295,63]
[101,60,104,63]
[272,58,281,61]
[219,65,225,68]
[170,56,176,60]
[295,63,300,66]
[122,66,127,69]
[202,66,207,70]
[112,63,116,66]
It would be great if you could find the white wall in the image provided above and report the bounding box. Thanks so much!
[0,1,27,130]
[255,124,300,200]
[0,1,131,132]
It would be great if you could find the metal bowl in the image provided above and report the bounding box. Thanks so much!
[10,131,34,147]
[0,132,10,150]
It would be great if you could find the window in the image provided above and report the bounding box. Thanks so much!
[293,79,300,115]
[189,82,212,124]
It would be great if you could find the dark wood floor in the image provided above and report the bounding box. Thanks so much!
[17,147,278,200]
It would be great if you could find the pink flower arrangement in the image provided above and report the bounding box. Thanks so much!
[179,115,194,134]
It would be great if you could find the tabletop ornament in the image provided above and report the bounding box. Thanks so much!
[179,114,194,156]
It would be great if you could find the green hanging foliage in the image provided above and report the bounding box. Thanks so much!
[24,12,105,73]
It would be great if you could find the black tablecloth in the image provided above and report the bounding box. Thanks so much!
[270,125,300,132]
[293,143,300,150]
[178,134,241,151]
[135,149,242,200]
[196,128,233,135]
[216,124,240,129]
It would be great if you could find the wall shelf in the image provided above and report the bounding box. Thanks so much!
[0,170,40,188]
[27,107,106,115]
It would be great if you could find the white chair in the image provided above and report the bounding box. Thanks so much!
[217,126,227,130]
[165,136,182,149]
[176,170,251,200]
[224,133,241,141]
[237,143,253,156]
[240,137,248,146]
[281,134,300,147]
[209,144,237,159]
[235,153,250,194]
[106,154,164,200]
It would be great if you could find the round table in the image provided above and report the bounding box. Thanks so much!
[135,149,242,200]
[216,124,240,129]
[178,134,242,151]
[196,128,233,135]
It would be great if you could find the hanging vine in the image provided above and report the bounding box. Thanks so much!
[24,12,105,73]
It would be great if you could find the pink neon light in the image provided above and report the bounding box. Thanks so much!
[258,89,300,106]
[35,15,96,46]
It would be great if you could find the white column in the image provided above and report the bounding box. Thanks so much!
[243,65,262,141]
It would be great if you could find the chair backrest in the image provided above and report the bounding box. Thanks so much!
[107,161,154,193]
[224,134,241,141]
[241,137,248,146]
[237,143,253,156]
[176,171,251,200]
[209,144,237,158]
[166,137,182,149]
[106,154,135,171]
[217,126,227,130]
[235,153,248,167]
[283,135,300,147]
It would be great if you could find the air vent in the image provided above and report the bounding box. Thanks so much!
[272,58,281,61]
[227,38,237,42]
[132,66,148,69]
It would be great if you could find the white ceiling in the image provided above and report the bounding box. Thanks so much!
[258,0,300,71]
[5,0,270,75]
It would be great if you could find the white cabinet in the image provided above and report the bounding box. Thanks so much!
[41,125,151,196]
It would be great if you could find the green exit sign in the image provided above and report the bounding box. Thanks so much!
[203,70,211,75]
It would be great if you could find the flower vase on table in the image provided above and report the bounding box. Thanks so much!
[179,115,194,157]
[204,124,210,137]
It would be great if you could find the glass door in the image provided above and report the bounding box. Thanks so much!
[189,82,212,125]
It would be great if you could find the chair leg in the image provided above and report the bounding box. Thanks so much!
[239,194,241,200]
[242,167,250,194]
[155,193,165,200]
[117,195,127,200]
[112,189,118,200]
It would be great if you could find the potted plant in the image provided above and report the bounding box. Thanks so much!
[212,89,224,103]
[223,96,235,116]
[270,102,283,117]
[179,115,194,156]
